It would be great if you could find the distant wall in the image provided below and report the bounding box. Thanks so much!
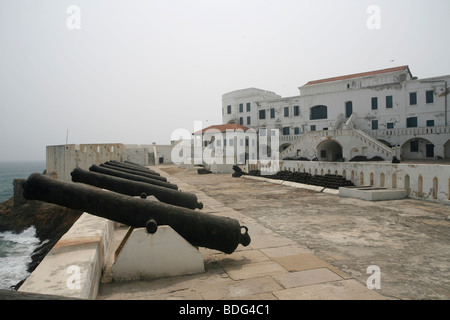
[46,143,175,181]
[124,144,174,166]
[46,144,124,182]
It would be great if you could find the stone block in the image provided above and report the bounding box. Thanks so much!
[112,226,204,281]
[273,279,387,300]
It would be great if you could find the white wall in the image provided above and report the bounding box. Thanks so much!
[249,160,450,204]
[46,144,124,182]
[222,88,281,127]
[222,70,450,161]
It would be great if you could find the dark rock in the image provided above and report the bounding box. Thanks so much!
[0,196,83,289]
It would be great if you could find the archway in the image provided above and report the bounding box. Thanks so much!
[404,174,410,195]
[444,140,450,159]
[400,137,435,160]
[279,143,291,153]
[316,139,343,162]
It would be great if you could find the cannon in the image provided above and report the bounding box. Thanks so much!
[22,173,250,254]
[99,163,168,182]
[90,165,178,190]
[124,160,148,167]
[71,167,203,210]
[107,161,160,176]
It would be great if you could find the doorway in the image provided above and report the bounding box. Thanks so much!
[426,144,434,158]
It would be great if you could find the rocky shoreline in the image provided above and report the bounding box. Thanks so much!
[0,196,82,289]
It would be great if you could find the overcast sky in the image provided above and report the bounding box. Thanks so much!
[1,0,449,161]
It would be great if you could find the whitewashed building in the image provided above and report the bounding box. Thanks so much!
[222,66,450,161]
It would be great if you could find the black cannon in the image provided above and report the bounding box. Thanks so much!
[22,173,250,254]
[107,161,160,176]
[90,165,178,190]
[71,167,203,210]
[99,163,168,182]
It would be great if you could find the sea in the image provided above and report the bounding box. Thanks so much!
[0,161,46,290]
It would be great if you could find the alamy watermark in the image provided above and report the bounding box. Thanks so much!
[366,5,381,30]
[171,121,280,175]
[66,5,81,30]
[66,265,81,290]
[366,265,381,290]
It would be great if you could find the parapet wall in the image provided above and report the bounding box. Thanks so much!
[18,213,115,300]
[249,160,450,204]
[46,144,125,181]
[46,143,175,181]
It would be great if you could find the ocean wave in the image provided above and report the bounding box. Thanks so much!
[0,226,42,289]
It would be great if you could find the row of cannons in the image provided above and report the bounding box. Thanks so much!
[22,160,251,254]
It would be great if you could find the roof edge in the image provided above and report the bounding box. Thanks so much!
[302,65,411,87]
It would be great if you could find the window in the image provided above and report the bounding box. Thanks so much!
[310,125,316,131]
[282,127,290,136]
[386,96,393,109]
[406,117,418,128]
[259,109,266,119]
[246,103,251,112]
[321,150,327,158]
[371,97,378,110]
[216,140,222,147]
[228,139,234,146]
[426,90,434,104]
[345,101,353,118]
[284,107,289,117]
[227,105,231,114]
[294,105,300,116]
[310,105,327,120]
[294,127,300,135]
[387,122,394,129]
[410,140,419,152]
[239,117,243,125]
[246,116,251,125]
[410,92,417,106]
[239,103,243,113]
[372,120,378,130]
[270,108,275,119]
[259,128,267,137]
[427,120,435,127]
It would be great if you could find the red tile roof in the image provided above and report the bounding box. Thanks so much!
[195,124,251,134]
[304,66,411,86]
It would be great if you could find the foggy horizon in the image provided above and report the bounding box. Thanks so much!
[1,0,450,161]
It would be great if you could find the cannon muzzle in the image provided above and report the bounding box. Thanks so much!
[22,173,250,254]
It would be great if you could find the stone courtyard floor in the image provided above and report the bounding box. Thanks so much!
[98,165,450,300]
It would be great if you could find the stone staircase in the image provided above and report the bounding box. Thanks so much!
[280,128,398,161]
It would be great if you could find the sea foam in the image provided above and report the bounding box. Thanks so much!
[0,226,42,289]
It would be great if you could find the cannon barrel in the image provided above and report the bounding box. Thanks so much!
[124,160,148,167]
[99,163,168,182]
[107,161,160,176]
[71,167,203,210]
[90,165,178,190]
[22,173,250,254]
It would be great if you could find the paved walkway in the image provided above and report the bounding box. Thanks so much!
[97,165,387,300]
